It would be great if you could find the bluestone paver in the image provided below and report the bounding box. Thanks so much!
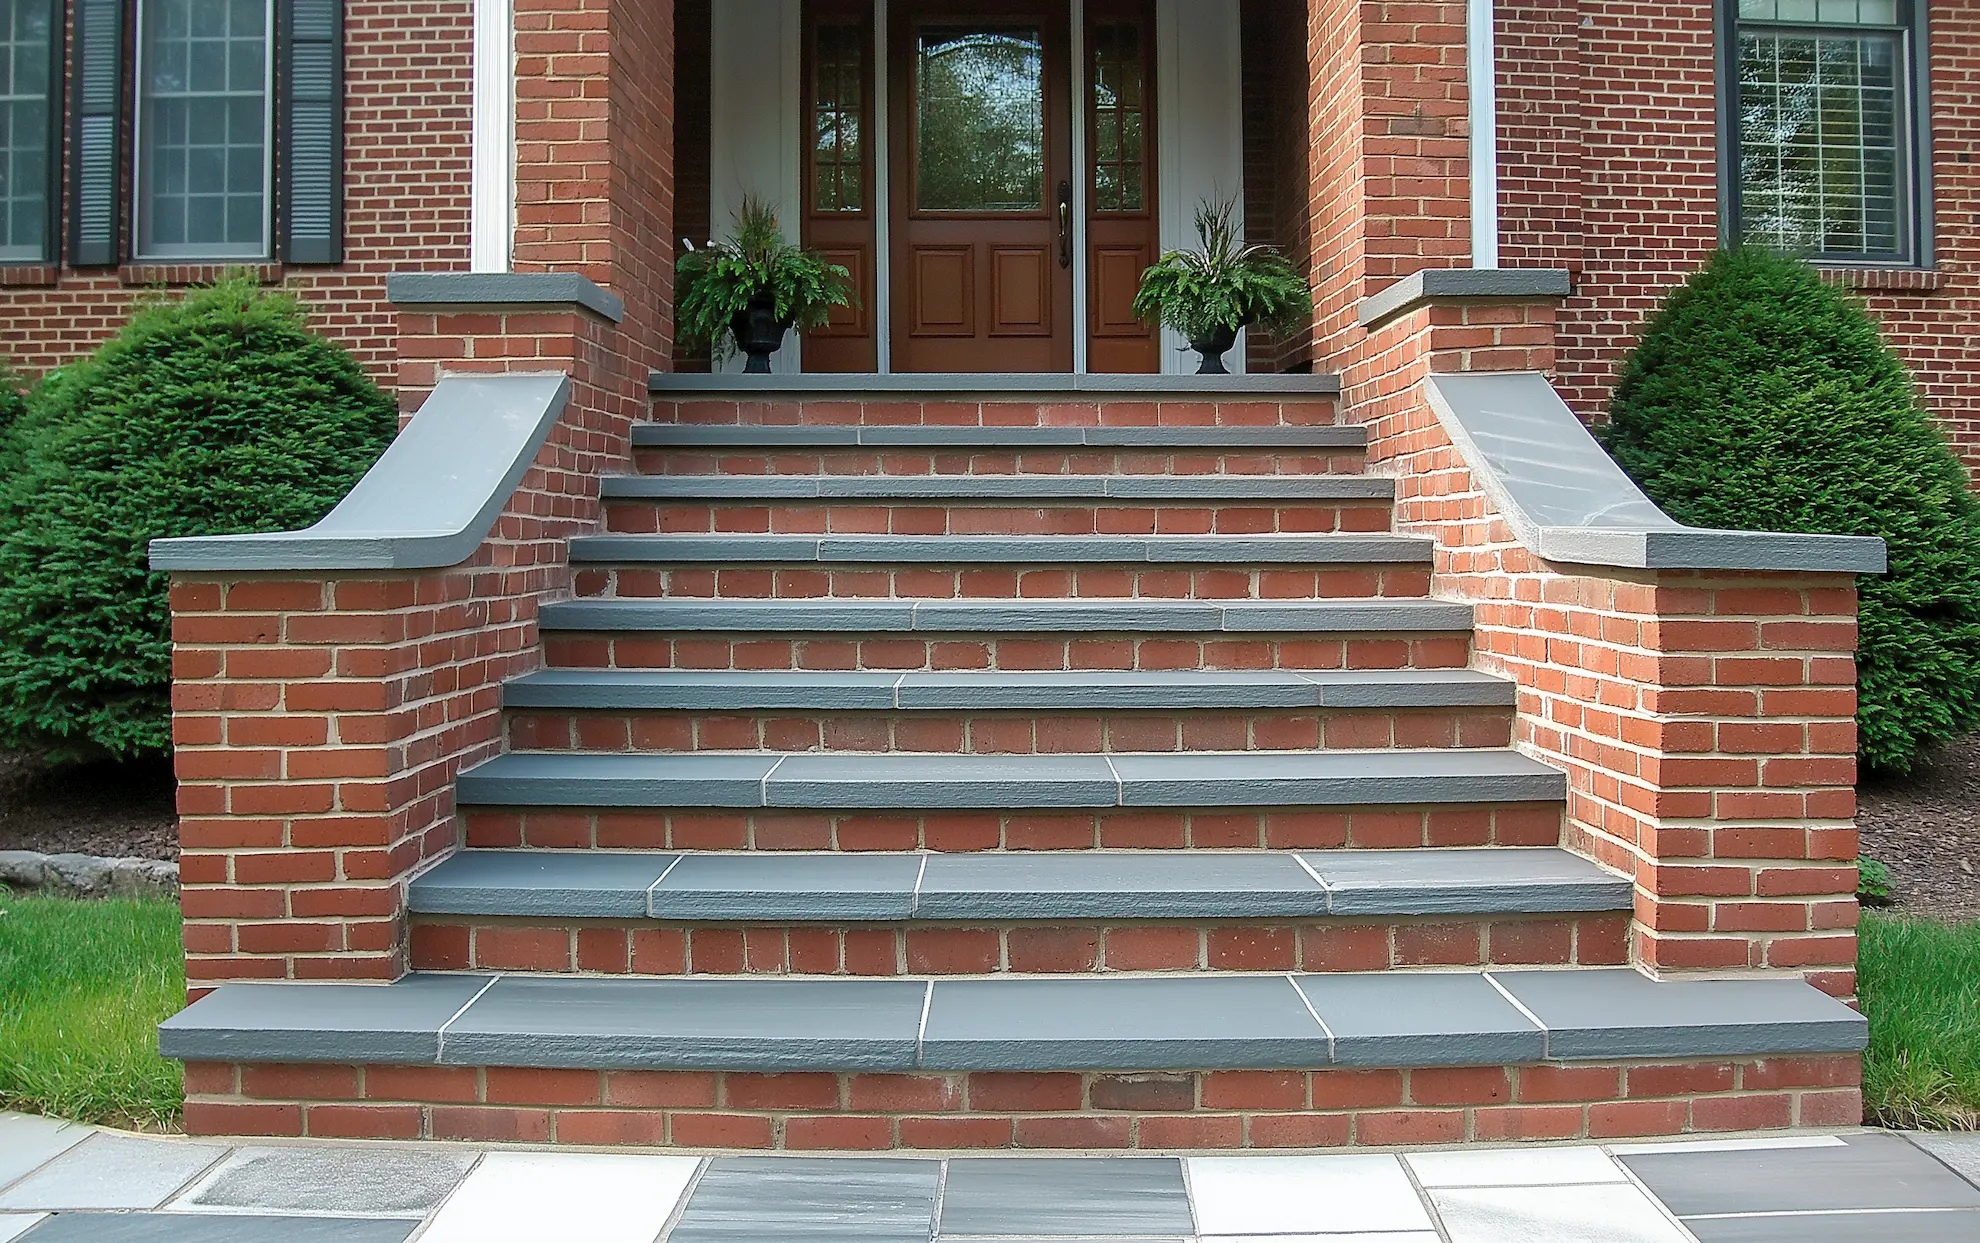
[1908,1131,1980,1188]
[0,1216,43,1243]
[416,1152,698,1243]
[1294,971,1545,1066]
[1681,1210,1980,1242]
[1407,1146,1628,1188]
[0,1135,226,1211]
[17,1215,418,1242]
[0,1117,88,1193]
[938,1157,1191,1237]
[1430,1185,1691,1243]
[673,1157,940,1243]
[177,1146,478,1216]
[1187,1154,1433,1235]
[1620,1133,1980,1215]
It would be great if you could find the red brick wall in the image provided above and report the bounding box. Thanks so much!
[1491,0,1980,476]
[0,0,475,381]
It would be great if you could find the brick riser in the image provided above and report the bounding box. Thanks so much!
[644,400,1342,428]
[182,1057,1863,1150]
[503,708,1516,754]
[603,502,1395,537]
[462,805,1565,852]
[409,914,1631,976]
[634,449,1367,477]
[575,566,1437,600]
[541,633,1476,674]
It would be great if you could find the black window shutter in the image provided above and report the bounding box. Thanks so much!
[279,0,343,264]
[66,0,122,267]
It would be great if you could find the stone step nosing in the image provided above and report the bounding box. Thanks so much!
[406,845,1633,923]
[631,424,1366,449]
[452,749,1568,811]
[499,668,1519,713]
[155,968,1871,1074]
[537,598,1478,635]
[567,534,1435,566]
[599,475,1397,502]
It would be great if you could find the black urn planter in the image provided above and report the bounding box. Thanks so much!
[1188,324,1242,375]
[730,296,795,374]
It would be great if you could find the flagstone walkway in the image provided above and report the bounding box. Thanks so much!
[2,1113,1977,1242]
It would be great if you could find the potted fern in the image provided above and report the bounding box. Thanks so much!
[676,198,857,373]
[1132,197,1311,374]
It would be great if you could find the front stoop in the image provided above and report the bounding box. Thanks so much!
[164,385,1868,1150]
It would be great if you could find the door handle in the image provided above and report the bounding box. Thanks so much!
[1057,180,1073,269]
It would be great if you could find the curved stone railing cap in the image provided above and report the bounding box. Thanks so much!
[149,372,571,572]
[1424,371,1887,575]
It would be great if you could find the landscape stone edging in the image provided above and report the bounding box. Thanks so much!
[0,850,179,899]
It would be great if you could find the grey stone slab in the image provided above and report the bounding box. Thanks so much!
[631,422,1365,448]
[439,976,926,1070]
[570,535,825,563]
[766,753,1121,810]
[568,534,1434,567]
[666,1156,940,1243]
[1358,267,1572,328]
[916,852,1327,920]
[818,536,1162,563]
[16,1215,418,1243]
[540,599,922,633]
[1909,1132,1980,1188]
[633,424,867,446]
[388,270,625,322]
[910,600,1226,632]
[1423,372,1885,575]
[1294,972,1545,1066]
[604,475,1389,501]
[1212,601,1474,631]
[408,851,677,918]
[1108,749,1566,808]
[648,371,1343,397]
[919,976,1329,1070]
[180,1147,478,1216]
[651,853,922,920]
[0,1136,227,1212]
[150,374,570,573]
[0,1116,90,1193]
[503,668,903,711]
[455,752,782,809]
[157,974,491,1065]
[1307,847,1631,915]
[1683,1211,1980,1242]
[0,1217,41,1243]
[1492,968,1870,1060]
[1623,1134,1980,1216]
[938,1157,1192,1236]
[1108,475,1392,499]
[1294,668,1516,708]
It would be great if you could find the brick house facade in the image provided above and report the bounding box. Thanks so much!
[11,0,1919,1149]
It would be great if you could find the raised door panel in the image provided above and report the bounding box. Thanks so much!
[911,245,975,336]
[812,245,871,338]
[1091,245,1149,336]
[990,247,1052,337]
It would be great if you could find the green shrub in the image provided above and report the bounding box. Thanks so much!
[1602,247,1980,774]
[0,279,397,760]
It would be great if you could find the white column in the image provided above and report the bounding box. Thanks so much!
[1156,0,1245,374]
[470,0,515,273]
[1468,0,1500,268]
[711,0,805,373]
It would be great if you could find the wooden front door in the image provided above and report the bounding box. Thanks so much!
[890,2,1074,373]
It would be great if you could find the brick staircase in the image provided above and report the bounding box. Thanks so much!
[160,379,1866,1150]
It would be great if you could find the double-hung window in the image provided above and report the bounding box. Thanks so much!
[1724,0,1929,265]
[0,0,59,262]
[136,0,274,259]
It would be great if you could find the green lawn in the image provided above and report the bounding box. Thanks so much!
[1860,912,1980,1130]
[0,893,184,1128]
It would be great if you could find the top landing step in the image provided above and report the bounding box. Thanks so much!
[648,373,1344,398]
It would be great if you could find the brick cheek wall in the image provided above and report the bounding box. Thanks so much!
[0,0,474,380]
[1344,299,1862,999]
[170,304,638,988]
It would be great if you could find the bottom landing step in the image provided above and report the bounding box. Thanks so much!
[161,969,1865,1073]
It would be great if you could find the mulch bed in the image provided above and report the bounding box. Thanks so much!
[0,750,179,862]
[1858,733,1980,923]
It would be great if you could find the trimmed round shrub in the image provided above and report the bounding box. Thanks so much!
[0,279,397,760]
[1602,247,1980,775]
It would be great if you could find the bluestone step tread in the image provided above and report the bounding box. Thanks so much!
[632,424,1366,449]
[453,748,1567,810]
[500,668,1517,712]
[568,534,1433,565]
[156,968,1869,1073]
[601,474,1394,500]
[407,846,1632,921]
[536,597,1477,634]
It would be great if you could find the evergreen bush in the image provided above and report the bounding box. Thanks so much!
[0,279,397,760]
[1603,247,1980,774]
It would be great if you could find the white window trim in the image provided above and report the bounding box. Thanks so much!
[132,0,277,262]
